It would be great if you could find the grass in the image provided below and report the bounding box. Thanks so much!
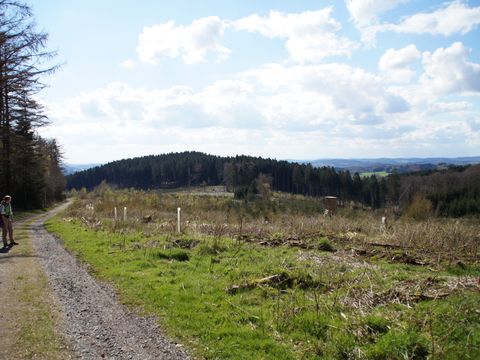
[46,191,480,360]
[47,218,298,359]
[0,216,69,359]
[15,270,67,359]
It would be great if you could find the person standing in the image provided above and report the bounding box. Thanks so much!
[0,195,17,247]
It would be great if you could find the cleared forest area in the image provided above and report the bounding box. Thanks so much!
[46,187,479,359]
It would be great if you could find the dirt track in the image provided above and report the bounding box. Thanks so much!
[19,202,191,360]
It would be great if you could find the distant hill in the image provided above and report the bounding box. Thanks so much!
[67,151,332,194]
[65,157,480,177]
[66,152,480,216]
[66,151,381,206]
[296,156,480,174]
[63,163,101,175]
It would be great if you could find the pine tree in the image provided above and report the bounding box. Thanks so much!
[0,1,64,208]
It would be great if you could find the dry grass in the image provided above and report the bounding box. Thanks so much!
[66,186,480,263]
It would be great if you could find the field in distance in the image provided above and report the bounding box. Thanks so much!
[359,171,389,178]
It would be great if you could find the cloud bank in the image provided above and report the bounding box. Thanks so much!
[42,2,480,162]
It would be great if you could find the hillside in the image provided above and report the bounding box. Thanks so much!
[63,163,101,175]
[67,151,390,208]
[67,151,480,216]
[299,156,480,174]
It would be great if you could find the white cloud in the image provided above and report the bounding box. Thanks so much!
[119,59,136,69]
[379,44,420,83]
[234,8,358,62]
[429,101,472,114]
[366,2,480,43]
[244,63,410,126]
[345,0,407,42]
[379,45,420,69]
[258,92,339,131]
[345,0,407,27]
[135,9,359,65]
[195,80,263,128]
[45,80,261,132]
[388,1,480,36]
[420,42,480,95]
[409,112,480,147]
[45,65,415,159]
[136,16,230,64]
[199,80,253,114]
[42,82,262,162]
[235,8,340,37]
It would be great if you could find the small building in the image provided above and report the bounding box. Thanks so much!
[325,196,338,214]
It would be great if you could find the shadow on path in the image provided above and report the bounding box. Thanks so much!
[0,253,40,261]
[0,245,12,254]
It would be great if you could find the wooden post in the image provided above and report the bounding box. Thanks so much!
[123,207,127,221]
[325,196,337,215]
[114,207,117,221]
[177,207,181,233]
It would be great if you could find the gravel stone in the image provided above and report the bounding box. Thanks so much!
[30,202,192,360]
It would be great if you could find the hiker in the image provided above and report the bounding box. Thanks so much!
[0,195,17,247]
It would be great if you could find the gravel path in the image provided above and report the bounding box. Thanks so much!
[30,202,192,360]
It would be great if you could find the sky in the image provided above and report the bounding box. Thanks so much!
[27,0,480,164]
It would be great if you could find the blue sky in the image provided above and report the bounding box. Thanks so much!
[28,0,480,163]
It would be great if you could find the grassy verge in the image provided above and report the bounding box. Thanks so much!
[1,216,70,359]
[46,215,479,359]
[14,268,68,359]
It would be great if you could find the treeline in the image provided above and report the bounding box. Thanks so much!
[0,1,65,208]
[400,165,480,217]
[67,151,400,209]
[67,152,480,217]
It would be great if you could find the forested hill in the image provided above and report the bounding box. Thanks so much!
[68,152,480,216]
[67,151,347,195]
[67,151,384,206]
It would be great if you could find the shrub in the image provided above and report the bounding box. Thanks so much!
[365,315,390,335]
[318,238,336,252]
[404,195,433,220]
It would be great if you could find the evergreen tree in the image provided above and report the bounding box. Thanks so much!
[0,1,64,208]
